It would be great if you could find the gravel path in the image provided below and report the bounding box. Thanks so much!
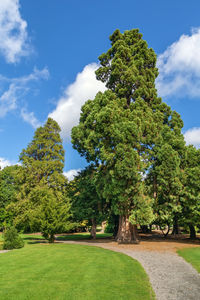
[0,250,9,253]
[60,241,200,300]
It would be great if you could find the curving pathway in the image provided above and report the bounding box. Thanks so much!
[59,240,200,300]
[0,250,9,253]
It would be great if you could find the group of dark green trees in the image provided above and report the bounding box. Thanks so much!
[0,29,200,243]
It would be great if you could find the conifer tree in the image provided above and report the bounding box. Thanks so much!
[0,165,20,228]
[72,29,172,243]
[9,118,70,242]
[19,117,65,189]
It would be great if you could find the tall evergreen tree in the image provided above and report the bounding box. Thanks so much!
[19,117,65,189]
[9,118,70,241]
[72,29,177,243]
[0,165,20,229]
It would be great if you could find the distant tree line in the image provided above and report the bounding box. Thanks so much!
[0,29,200,243]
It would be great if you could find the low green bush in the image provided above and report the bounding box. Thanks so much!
[3,227,24,250]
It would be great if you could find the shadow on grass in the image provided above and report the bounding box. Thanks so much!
[22,236,47,245]
[139,232,200,245]
[27,240,48,244]
[23,237,45,241]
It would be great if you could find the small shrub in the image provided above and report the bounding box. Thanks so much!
[3,226,24,250]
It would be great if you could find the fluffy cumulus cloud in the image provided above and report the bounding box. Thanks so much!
[157,28,200,98]
[63,169,81,181]
[0,157,12,169]
[184,127,200,147]
[0,0,29,63]
[0,67,49,122]
[49,63,106,140]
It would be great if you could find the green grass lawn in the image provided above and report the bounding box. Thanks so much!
[56,232,113,241]
[0,232,112,250]
[178,247,200,273]
[0,243,155,300]
[0,232,113,243]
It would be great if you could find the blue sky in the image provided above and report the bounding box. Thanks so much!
[0,0,200,180]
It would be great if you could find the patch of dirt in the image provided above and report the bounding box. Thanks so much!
[108,240,200,253]
[71,232,200,253]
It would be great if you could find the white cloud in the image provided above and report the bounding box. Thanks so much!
[63,169,81,181]
[0,67,49,120]
[157,28,200,98]
[0,0,29,63]
[21,108,41,129]
[49,63,106,140]
[0,157,12,169]
[184,127,200,147]
[0,83,18,117]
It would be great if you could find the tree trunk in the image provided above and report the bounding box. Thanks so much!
[189,224,196,239]
[49,234,55,243]
[91,218,96,239]
[141,225,150,233]
[116,215,140,244]
[172,216,181,235]
[113,215,119,238]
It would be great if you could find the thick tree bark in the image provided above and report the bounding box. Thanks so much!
[91,218,96,239]
[116,215,140,244]
[189,224,196,239]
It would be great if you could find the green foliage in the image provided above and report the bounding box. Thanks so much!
[3,226,24,250]
[96,29,159,106]
[146,141,184,228]
[0,165,20,228]
[9,118,70,240]
[105,223,114,233]
[19,117,65,189]
[72,29,175,238]
[28,186,71,242]
[180,146,200,228]
[70,166,106,224]
[129,193,154,226]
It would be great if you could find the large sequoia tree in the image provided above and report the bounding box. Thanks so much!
[72,29,184,243]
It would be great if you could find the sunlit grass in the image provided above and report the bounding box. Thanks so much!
[178,247,200,273]
[0,243,155,299]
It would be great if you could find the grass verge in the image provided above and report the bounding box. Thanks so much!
[178,247,200,273]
